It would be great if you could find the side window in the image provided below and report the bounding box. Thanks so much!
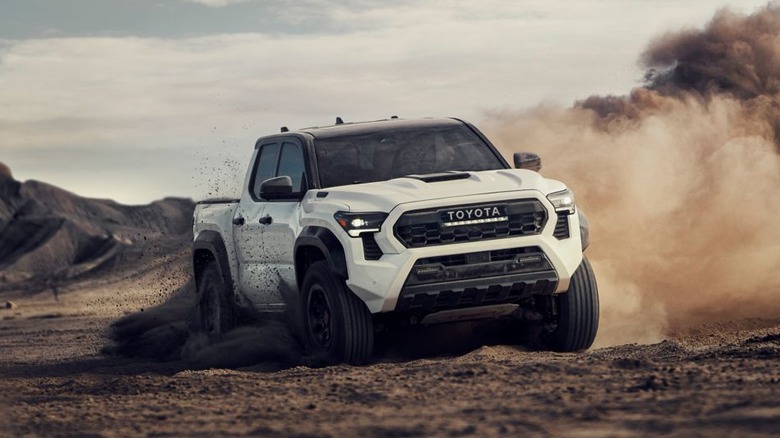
[251,142,281,200]
[276,142,307,193]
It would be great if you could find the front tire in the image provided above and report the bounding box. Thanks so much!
[301,261,374,365]
[545,257,599,352]
[197,262,235,335]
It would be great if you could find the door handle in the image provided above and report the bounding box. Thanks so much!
[232,216,245,226]
[259,215,273,225]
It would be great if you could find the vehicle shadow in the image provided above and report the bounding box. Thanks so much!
[373,318,541,362]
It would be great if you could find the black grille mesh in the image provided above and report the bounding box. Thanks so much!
[416,246,542,267]
[394,199,547,248]
[362,234,383,260]
[553,212,570,239]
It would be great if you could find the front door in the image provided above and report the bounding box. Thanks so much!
[232,141,278,308]
[232,139,309,311]
[259,140,308,307]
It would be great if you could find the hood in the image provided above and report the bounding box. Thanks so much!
[317,169,567,212]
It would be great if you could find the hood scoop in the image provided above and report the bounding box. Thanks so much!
[402,172,471,183]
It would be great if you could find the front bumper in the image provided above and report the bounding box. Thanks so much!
[340,190,584,314]
[396,246,557,313]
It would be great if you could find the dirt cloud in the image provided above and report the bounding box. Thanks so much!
[483,6,780,346]
[107,281,302,370]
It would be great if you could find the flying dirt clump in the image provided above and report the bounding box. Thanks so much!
[483,5,780,347]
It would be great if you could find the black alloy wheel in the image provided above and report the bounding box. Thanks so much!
[301,261,374,365]
[198,262,235,335]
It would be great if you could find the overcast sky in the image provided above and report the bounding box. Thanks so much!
[0,0,773,204]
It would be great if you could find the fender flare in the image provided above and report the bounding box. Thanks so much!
[193,230,235,291]
[294,226,348,287]
[578,210,590,251]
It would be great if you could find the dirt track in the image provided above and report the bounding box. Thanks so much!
[2,271,779,438]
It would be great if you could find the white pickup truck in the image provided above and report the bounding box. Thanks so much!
[193,117,598,364]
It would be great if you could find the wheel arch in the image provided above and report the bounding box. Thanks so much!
[193,230,235,292]
[294,226,348,290]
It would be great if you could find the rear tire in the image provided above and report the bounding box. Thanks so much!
[197,262,235,335]
[545,257,599,352]
[301,261,374,365]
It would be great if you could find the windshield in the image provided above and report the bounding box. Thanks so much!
[315,125,505,187]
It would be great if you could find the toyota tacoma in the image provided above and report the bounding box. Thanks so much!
[193,117,598,364]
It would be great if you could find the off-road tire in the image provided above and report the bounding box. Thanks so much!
[197,262,235,335]
[546,257,599,352]
[301,261,374,365]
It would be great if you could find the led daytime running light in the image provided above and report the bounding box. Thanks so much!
[334,211,388,238]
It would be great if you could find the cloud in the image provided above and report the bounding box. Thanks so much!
[183,0,251,7]
[0,0,772,203]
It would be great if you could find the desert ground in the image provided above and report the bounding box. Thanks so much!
[1,158,780,437]
[1,249,779,437]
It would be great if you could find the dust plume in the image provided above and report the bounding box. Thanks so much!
[107,280,302,370]
[483,6,780,347]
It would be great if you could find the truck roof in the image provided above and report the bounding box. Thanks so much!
[294,117,465,139]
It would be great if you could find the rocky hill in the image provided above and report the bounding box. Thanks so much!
[0,161,194,292]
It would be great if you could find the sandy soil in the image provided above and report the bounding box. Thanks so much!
[1,263,779,438]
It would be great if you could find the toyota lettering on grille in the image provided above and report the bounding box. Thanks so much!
[440,205,509,227]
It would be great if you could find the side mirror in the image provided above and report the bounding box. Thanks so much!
[513,152,542,172]
[260,176,293,199]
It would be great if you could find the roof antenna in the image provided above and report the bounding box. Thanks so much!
[335,117,344,125]
[280,126,289,132]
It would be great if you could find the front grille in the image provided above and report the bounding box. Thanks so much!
[394,199,547,248]
[553,212,570,239]
[362,234,383,260]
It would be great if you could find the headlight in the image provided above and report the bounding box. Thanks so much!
[334,212,388,237]
[547,189,575,214]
